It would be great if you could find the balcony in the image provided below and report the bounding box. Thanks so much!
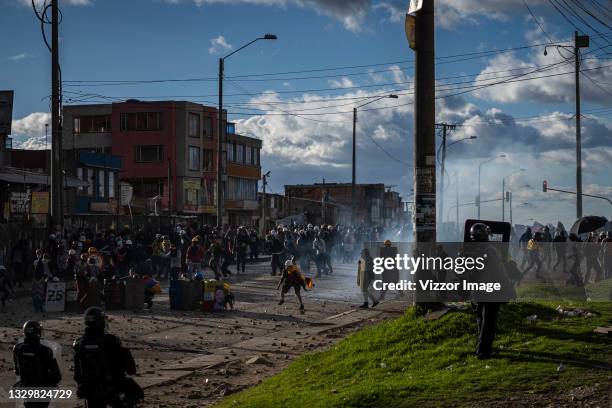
[78,151,122,170]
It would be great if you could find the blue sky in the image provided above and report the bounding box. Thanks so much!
[1,0,611,230]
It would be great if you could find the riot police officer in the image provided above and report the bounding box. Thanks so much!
[12,321,61,408]
[73,307,143,407]
[468,223,512,359]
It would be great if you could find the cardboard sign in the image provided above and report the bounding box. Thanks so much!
[45,282,66,312]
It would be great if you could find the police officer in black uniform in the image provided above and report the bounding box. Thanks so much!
[73,306,143,407]
[13,321,61,408]
[468,223,513,360]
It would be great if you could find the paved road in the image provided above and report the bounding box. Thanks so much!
[0,259,408,407]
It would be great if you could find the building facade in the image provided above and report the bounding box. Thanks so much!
[62,101,262,222]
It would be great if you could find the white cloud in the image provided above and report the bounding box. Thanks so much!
[328,77,355,89]
[9,53,28,61]
[208,35,234,55]
[12,112,50,137]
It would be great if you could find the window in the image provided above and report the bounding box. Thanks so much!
[120,112,163,131]
[185,189,199,206]
[108,172,115,198]
[226,123,235,135]
[226,177,258,201]
[73,115,111,133]
[203,117,212,138]
[77,167,84,194]
[188,113,200,138]
[203,149,213,172]
[227,142,234,162]
[98,169,106,198]
[202,179,216,205]
[236,144,244,163]
[87,169,95,196]
[134,145,164,162]
[246,146,252,165]
[188,146,200,171]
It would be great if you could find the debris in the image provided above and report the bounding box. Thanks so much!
[245,356,273,366]
[557,363,565,373]
[526,315,538,322]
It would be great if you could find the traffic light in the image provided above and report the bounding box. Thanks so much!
[543,181,548,193]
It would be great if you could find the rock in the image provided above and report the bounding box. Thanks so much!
[187,391,202,399]
[246,356,273,366]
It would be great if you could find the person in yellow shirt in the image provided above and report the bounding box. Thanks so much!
[522,232,543,281]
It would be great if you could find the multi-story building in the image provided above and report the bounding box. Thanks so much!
[285,182,403,227]
[62,101,262,223]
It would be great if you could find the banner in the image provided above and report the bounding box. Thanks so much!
[31,192,50,214]
[44,282,66,312]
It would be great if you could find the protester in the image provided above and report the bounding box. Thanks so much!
[357,247,378,309]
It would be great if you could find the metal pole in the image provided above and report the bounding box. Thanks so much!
[262,174,267,235]
[477,164,481,219]
[351,107,357,226]
[575,31,583,219]
[51,0,63,227]
[455,171,459,239]
[502,178,505,222]
[217,57,224,229]
[413,0,436,243]
[439,124,447,230]
[509,192,513,226]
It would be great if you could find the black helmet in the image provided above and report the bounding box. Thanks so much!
[470,223,490,242]
[83,306,106,331]
[23,321,42,340]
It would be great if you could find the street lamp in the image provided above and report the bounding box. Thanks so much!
[438,135,477,234]
[508,184,531,225]
[477,154,506,219]
[501,168,525,222]
[351,93,399,226]
[217,33,277,229]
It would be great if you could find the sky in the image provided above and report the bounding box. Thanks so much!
[1,0,611,231]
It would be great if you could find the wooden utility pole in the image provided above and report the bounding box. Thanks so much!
[50,0,63,227]
[412,0,436,243]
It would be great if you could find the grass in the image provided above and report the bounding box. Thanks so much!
[218,301,612,408]
[516,278,612,302]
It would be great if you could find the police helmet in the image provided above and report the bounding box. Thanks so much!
[83,306,106,330]
[23,321,42,340]
[470,223,490,242]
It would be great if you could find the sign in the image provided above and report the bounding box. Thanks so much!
[90,201,111,212]
[408,0,423,14]
[10,192,29,215]
[45,282,66,312]
[183,179,201,190]
[405,14,417,50]
[120,183,133,206]
[0,91,14,135]
[31,191,50,214]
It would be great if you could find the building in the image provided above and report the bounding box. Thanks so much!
[62,101,262,223]
[258,192,345,229]
[224,123,262,226]
[285,182,390,227]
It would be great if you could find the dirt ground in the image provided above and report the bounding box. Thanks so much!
[0,259,410,407]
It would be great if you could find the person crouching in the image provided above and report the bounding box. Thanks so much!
[277,260,308,312]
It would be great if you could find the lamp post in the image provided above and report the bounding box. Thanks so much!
[477,154,506,219]
[217,33,277,229]
[351,94,398,226]
[501,168,525,221]
[508,183,531,225]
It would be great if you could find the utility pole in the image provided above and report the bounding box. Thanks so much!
[435,123,456,232]
[261,171,270,235]
[509,192,513,226]
[351,107,357,226]
[217,57,224,230]
[412,0,436,243]
[455,171,459,240]
[50,0,63,227]
[574,31,589,219]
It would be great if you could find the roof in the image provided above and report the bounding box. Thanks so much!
[0,167,88,188]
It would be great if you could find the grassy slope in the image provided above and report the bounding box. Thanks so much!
[218,301,612,408]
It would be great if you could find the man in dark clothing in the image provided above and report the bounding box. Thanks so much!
[73,307,142,408]
[265,231,285,276]
[13,321,61,408]
[1,265,13,308]
[467,223,513,360]
[234,228,249,274]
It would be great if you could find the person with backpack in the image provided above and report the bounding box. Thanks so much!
[73,307,142,408]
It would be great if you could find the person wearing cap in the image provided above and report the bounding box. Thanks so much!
[277,259,308,311]
[73,307,142,407]
[13,321,61,407]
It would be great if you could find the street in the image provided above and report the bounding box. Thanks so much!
[0,259,410,408]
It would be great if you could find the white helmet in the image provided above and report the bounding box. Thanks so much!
[307,224,313,229]
[284,260,293,267]
[125,240,133,245]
